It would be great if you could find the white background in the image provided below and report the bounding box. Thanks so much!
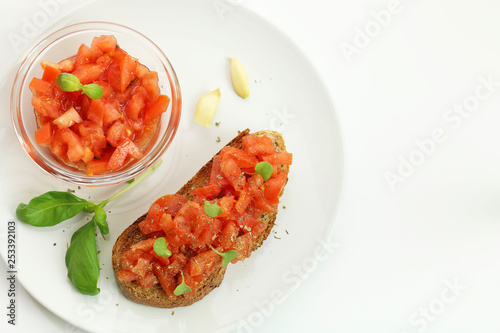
[2,0,500,332]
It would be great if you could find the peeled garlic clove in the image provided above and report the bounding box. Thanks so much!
[229,57,249,99]
[193,87,221,128]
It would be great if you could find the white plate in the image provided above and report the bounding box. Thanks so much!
[0,0,344,332]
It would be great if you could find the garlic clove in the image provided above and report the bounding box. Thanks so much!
[193,87,221,128]
[229,57,249,99]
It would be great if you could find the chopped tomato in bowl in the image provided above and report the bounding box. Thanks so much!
[11,22,181,186]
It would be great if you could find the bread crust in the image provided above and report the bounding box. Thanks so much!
[112,129,289,308]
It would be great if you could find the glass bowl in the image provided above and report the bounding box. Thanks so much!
[10,21,181,186]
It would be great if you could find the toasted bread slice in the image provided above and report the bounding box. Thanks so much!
[112,129,289,308]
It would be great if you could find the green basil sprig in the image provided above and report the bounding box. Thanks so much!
[57,73,103,99]
[65,220,100,295]
[16,191,88,227]
[16,160,162,295]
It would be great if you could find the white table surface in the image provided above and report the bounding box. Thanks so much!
[2,0,500,332]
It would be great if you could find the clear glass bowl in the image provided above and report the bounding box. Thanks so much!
[10,21,182,186]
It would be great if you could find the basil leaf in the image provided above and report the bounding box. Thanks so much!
[153,237,172,257]
[174,271,192,296]
[81,83,104,100]
[65,220,100,295]
[254,161,273,181]
[94,205,109,235]
[221,250,238,266]
[16,191,88,226]
[57,73,83,92]
[204,200,222,217]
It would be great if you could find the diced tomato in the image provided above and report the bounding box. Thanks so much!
[141,71,160,101]
[35,122,53,147]
[29,77,51,94]
[53,107,83,129]
[31,35,168,175]
[118,269,140,282]
[264,171,288,203]
[58,59,74,72]
[209,155,230,187]
[71,64,104,85]
[73,43,92,68]
[261,152,293,165]
[139,203,163,234]
[119,54,138,92]
[218,221,238,250]
[78,121,106,154]
[131,238,156,252]
[221,146,258,169]
[144,95,170,124]
[188,250,220,277]
[218,196,235,218]
[235,187,252,213]
[105,120,126,147]
[125,89,146,121]
[136,63,150,79]
[153,194,188,216]
[158,213,175,236]
[40,61,60,82]
[220,155,245,191]
[153,263,177,296]
[242,134,276,155]
[130,252,154,277]
[192,184,221,199]
[92,35,117,53]
[108,138,144,170]
[137,271,158,288]
[52,128,86,163]
[94,80,113,99]
[85,159,109,176]
[95,53,112,69]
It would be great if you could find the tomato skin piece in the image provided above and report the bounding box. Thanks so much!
[35,122,53,147]
[144,94,170,124]
[209,155,230,187]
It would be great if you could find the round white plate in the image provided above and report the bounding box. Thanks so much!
[0,0,344,332]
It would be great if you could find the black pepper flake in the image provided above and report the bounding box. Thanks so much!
[53,243,56,246]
